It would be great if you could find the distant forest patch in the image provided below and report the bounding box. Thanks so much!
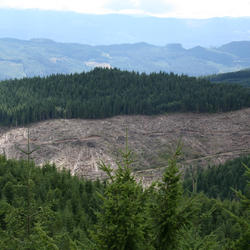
[207,68,250,87]
[0,68,250,126]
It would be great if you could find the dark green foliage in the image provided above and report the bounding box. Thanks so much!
[231,164,250,249]
[0,68,250,126]
[149,144,195,250]
[0,155,102,249]
[183,157,250,249]
[183,155,250,200]
[177,225,221,250]
[208,68,250,87]
[0,151,249,249]
[176,193,245,249]
[92,145,150,250]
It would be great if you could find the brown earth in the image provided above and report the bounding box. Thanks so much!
[0,108,249,185]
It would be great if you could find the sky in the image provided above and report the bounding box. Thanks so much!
[0,0,250,18]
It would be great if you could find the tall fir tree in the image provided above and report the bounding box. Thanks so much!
[92,140,150,250]
[150,143,192,250]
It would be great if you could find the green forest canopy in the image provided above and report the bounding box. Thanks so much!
[207,68,250,87]
[183,155,250,200]
[0,152,249,249]
[0,68,250,126]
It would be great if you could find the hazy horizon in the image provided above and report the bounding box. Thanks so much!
[1,9,250,48]
[0,0,250,18]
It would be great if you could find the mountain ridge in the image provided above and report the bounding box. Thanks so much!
[1,9,250,47]
[1,38,250,79]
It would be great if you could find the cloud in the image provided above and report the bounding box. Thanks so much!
[137,0,173,14]
[0,0,249,18]
[105,0,173,15]
[0,0,110,14]
[163,0,250,18]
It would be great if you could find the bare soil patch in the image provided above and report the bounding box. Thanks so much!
[0,108,249,184]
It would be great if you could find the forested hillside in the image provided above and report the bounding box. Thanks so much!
[208,68,250,87]
[0,68,250,126]
[183,155,250,199]
[0,151,249,249]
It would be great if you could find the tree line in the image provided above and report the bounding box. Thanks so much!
[0,68,250,126]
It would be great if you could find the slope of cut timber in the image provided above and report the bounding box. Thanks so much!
[0,108,250,184]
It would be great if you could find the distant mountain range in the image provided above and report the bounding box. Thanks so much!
[1,38,250,79]
[1,9,250,48]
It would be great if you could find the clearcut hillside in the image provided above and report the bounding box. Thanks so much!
[0,108,249,184]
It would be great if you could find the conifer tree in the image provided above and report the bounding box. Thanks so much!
[231,164,250,249]
[150,143,191,250]
[92,140,150,250]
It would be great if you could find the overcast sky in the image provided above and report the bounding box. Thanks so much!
[0,0,250,18]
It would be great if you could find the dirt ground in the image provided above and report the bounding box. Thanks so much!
[0,108,249,184]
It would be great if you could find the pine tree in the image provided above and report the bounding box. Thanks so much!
[150,143,192,250]
[231,164,250,249]
[92,140,150,250]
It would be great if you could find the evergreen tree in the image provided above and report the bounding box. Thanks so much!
[150,143,192,250]
[0,68,249,126]
[92,142,150,250]
[231,164,250,249]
